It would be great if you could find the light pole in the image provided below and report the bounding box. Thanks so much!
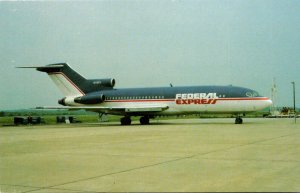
[291,82,296,123]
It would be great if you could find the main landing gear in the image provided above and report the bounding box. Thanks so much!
[120,116,150,125]
[235,117,243,124]
[120,116,131,125]
[139,116,150,125]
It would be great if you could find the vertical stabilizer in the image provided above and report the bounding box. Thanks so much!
[18,63,86,96]
[36,63,86,96]
[18,63,116,96]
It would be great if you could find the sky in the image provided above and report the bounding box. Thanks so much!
[1,0,300,110]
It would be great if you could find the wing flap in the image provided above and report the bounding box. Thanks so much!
[36,105,169,114]
[125,107,167,112]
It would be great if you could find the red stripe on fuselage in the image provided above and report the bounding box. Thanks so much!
[105,97,270,103]
[106,99,174,103]
[217,97,270,101]
[48,72,85,95]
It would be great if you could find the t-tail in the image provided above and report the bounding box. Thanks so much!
[17,63,115,97]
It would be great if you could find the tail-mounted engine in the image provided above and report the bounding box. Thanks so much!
[58,94,105,106]
[83,78,115,91]
[91,78,115,88]
[74,94,105,104]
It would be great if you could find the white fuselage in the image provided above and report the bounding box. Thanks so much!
[63,95,272,115]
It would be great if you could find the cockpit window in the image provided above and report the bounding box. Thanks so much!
[245,91,260,97]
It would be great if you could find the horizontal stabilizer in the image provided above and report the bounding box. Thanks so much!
[16,64,65,69]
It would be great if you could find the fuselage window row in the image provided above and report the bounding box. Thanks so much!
[107,96,165,100]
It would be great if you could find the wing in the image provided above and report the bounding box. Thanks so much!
[36,105,169,115]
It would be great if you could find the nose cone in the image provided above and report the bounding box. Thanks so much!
[263,98,273,109]
[256,98,272,111]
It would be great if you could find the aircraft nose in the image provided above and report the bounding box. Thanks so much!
[264,98,273,108]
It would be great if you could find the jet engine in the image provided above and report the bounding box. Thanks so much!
[58,97,67,106]
[74,94,105,104]
[88,78,115,88]
[58,94,105,106]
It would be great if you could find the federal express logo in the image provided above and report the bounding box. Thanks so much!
[175,93,218,105]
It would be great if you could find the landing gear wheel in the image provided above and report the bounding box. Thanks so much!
[121,117,131,125]
[235,117,243,124]
[140,116,150,125]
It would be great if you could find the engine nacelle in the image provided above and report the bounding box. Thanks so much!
[74,94,105,104]
[58,94,105,106]
[58,96,79,106]
[89,78,115,88]
[58,97,67,106]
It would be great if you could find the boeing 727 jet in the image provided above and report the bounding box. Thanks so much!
[19,63,272,125]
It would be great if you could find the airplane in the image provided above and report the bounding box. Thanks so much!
[18,63,272,125]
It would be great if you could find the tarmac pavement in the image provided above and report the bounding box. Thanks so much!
[0,118,299,192]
